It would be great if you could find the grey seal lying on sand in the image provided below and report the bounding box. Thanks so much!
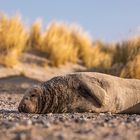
[18,72,140,114]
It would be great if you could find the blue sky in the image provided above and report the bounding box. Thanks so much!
[0,0,140,42]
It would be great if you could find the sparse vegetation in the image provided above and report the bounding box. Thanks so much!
[0,14,27,67]
[0,13,140,79]
[41,22,79,66]
[27,19,42,50]
[118,37,140,78]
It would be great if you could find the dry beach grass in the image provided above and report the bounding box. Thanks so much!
[0,13,140,78]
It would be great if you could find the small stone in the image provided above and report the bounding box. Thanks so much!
[27,120,32,125]
[20,133,27,140]
[57,134,65,140]
[99,113,105,116]
[59,117,65,122]
[135,118,140,122]
[8,97,12,100]
[71,115,75,119]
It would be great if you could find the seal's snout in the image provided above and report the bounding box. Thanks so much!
[18,85,47,114]
[18,90,39,113]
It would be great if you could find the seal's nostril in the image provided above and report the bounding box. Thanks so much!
[22,104,25,110]
[18,104,26,112]
[25,97,29,100]
[18,105,22,112]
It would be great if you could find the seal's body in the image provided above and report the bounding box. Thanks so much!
[18,72,140,114]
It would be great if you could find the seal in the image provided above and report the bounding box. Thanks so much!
[18,72,140,114]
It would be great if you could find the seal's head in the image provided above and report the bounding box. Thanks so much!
[18,85,44,113]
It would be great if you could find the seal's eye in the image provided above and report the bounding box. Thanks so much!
[31,94,36,98]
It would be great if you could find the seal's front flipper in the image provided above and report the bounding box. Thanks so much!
[78,76,107,107]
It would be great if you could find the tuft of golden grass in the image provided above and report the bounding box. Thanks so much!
[119,37,140,78]
[69,26,94,68]
[41,22,79,66]
[27,19,42,50]
[113,37,140,65]
[0,14,27,67]
[89,41,114,69]
[40,22,111,68]
[113,37,140,78]
[120,55,140,79]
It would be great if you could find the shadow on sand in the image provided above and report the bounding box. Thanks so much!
[0,75,41,94]
[0,109,19,114]
[0,75,41,85]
